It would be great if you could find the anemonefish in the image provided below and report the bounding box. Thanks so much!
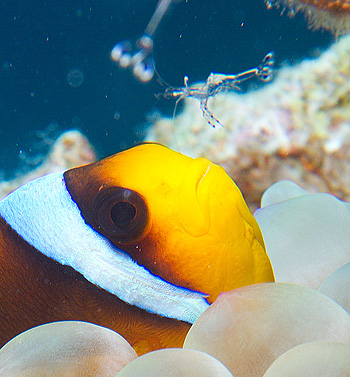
[0,143,274,354]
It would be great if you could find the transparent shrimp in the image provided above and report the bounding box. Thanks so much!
[111,0,175,82]
[159,52,275,128]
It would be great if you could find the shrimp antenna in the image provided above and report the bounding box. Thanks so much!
[154,62,173,89]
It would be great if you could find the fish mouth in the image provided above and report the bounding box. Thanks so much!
[179,158,212,237]
[195,161,212,194]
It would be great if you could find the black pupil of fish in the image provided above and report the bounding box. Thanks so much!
[110,201,136,228]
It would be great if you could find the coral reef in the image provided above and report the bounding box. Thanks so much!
[146,34,350,209]
[265,0,350,37]
[0,130,96,200]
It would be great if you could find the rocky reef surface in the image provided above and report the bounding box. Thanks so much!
[146,35,350,209]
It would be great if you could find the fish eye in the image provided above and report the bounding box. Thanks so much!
[110,201,136,227]
[93,187,149,243]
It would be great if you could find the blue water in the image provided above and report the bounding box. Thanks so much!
[0,0,333,178]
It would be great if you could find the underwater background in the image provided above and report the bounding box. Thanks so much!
[1,1,350,374]
[0,0,333,179]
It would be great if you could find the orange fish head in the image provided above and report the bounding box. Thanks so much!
[64,143,274,303]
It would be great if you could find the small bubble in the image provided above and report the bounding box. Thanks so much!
[67,68,85,87]
[119,141,127,150]
[113,110,120,120]
[2,61,13,70]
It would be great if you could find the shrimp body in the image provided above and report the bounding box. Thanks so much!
[160,52,275,128]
